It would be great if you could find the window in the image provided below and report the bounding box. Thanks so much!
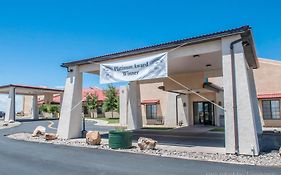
[146,104,157,119]
[262,100,280,119]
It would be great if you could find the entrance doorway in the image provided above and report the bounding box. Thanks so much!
[193,102,214,125]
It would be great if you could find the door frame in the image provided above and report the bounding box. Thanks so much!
[193,101,215,125]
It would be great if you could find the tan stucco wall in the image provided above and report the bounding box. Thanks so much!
[23,96,32,116]
[139,58,281,127]
[254,59,281,127]
[254,59,281,94]
[23,95,44,116]
[140,82,168,125]
[163,72,204,91]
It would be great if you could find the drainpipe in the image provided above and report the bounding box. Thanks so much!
[175,94,181,125]
[230,38,243,155]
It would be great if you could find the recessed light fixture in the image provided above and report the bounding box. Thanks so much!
[193,54,200,58]
[206,64,212,67]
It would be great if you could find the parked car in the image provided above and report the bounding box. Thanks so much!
[0,111,5,118]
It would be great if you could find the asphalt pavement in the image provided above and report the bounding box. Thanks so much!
[0,119,280,175]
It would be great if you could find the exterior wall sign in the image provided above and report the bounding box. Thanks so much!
[100,52,168,84]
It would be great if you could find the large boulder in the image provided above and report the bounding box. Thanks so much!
[86,131,101,145]
[45,133,57,141]
[32,126,46,137]
[137,137,157,150]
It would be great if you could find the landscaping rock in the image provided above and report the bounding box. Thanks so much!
[137,137,157,150]
[2,122,8,126]
[45,133,57,141]
[86,131,101,145]
[279,147,281,156]
[32,126,46,137]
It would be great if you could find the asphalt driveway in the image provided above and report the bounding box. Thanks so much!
[0,120,280,175]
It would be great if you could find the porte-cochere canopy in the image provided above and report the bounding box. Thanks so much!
[57,26,262,155]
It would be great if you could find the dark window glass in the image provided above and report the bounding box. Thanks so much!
[146,104,157,119]
[262,100,280,119]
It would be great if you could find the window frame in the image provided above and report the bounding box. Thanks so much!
[145,104,157,119]
[262,99,281,120]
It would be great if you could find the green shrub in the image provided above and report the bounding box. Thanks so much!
[39,104,60,114]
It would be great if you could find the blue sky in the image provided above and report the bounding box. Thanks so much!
[0,0,281,89]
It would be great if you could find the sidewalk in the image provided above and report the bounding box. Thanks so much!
[85,118,120,127]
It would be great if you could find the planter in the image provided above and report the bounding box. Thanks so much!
[109,130,132,149]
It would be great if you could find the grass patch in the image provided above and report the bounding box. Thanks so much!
[97,118,119,124]
[209,127,225,132]
[141,127,174,131]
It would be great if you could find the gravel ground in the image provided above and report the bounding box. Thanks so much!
[8,132,281,167]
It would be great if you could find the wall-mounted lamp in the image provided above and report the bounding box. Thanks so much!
[67,67,73,72]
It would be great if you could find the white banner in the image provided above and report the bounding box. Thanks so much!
[100,52,168,84]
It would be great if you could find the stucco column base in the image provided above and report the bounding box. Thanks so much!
[5,87,16,122]
[57,66,83,139]
[127,81,142,130]
[31,95,39,120]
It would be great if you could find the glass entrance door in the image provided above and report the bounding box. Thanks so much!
[193,102,214,125]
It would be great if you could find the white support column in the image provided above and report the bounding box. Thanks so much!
[58,93,63,118]
[127,81,142,130]
[177,94,189,126]
[31,95,39,120]
[215,91,224,127]
[119,86,128,126]
[222,36,260,155]
[59,93,63,105]
[5,87,16,122]
[165,92,177,127]
[57,66,83,139]
[247,68,262,134]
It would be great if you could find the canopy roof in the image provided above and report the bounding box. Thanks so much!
[0,84,64,95]
[62,25,258,69]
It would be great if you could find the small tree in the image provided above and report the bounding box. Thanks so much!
[86,92,99,118]
[103,84,118,118]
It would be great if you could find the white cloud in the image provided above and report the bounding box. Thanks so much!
[54,85,64,90]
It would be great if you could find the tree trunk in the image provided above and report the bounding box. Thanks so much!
[111,110,113,118]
